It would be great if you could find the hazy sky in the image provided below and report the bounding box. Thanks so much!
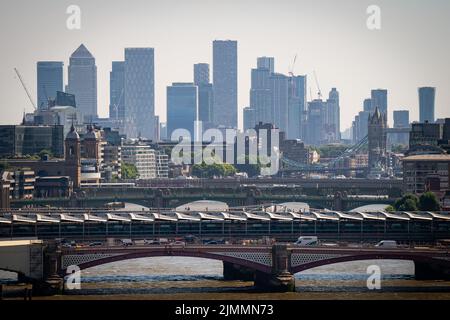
[1,0,449,130]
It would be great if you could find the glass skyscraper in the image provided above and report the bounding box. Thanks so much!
[167,83,198,140]
[109,61,125,121]
[371,89,388,118]
[66,44,98,122]
[194,63,214,129]
[37,61,63,109]
[419,87,435,123]
[124,48,155,139]
[212,40,237,129]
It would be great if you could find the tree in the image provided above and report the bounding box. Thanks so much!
[385,205,395,212]
[393,194,419,211]
[235,155,261,178]
[419,192,440,211]
[121,163,139,180]
[38,149,53,160]
[192,162,236,178]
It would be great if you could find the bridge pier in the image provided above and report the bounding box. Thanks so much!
[254,244,295,292]
[33,242,64,296]
[414,261,450,281]
[223,262,255,281]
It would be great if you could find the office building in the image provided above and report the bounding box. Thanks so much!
[212,40,237,128]
[243,106,256,132]
[419,87,436,123]
[0,125,64,158]
[121,143,157,179]
[66,44,98,122]
[109,61,125,121]
[166,83,198,140]
[124,48,156,139]
[194,63,210,85]
[325,88,340,143]
[287,75,307,140]
[194,63,214,129]
[270,73,289,134]
[37,61,63,109]
[371,89,388,118]
[257,57,274,73]
[250,65,272,125]
[403,154,450,195]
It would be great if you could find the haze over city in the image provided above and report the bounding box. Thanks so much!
[1,0,449,130]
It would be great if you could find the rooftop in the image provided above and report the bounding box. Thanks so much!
[403,154,450,161]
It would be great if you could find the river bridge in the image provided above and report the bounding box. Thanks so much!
[1,240,449,293]
[1,205,449,242]
[10,178,404,210]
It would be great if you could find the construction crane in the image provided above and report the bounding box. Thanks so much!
[14,68,36,110]
[111,88,125,120]
[313,70,322,100]
[288,54,297,77]
[288,54,298,97]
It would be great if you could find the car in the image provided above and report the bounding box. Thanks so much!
[375,240,398,248]
[204,240,218,245]
[144,239,160,245]
[89,242,103,247]
[172,241,186,245]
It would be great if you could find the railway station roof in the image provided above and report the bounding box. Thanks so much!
[175,200,229,212]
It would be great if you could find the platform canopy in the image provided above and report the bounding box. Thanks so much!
[350,204,391,213]
[176,200,229,212]
[275,202,310,213]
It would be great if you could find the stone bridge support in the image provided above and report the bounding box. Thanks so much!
[254,244,295,292]
[414,260,450,281]
[33,242,64,296]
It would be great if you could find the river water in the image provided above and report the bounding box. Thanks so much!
[2,257,450,299]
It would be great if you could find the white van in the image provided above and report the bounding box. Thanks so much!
[120,239,133,246]
[294,236,319,246]
[375,240,398,248]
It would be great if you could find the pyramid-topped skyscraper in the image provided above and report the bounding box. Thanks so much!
[66,44,98,122]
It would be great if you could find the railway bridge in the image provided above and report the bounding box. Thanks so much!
[1,241,450,294]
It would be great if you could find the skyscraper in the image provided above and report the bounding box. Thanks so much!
[325,88,340,142]
[250,66,272,125]
[371,89,388,118]
[307,99,326,146]
[393,110,409,128]
[66,44,98,122]
[257,57,274,74]
[194,63,210,85]
[194,63,214,129]
[270,73,289,134]
[393,110,410,145]
[37,61,63,109]
[243,106,256,131]
[287,75,307,139]
[166,83,198,140]
[124,48,155,139]
[212,40,237,128]
[109,61,125,121]
[363,98,372,113]
[419,87,436,123]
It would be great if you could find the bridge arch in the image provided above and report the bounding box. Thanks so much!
[60,249,272,276]
[290,252,450,274]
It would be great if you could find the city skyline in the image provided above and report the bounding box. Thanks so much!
[1,0,450,130]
